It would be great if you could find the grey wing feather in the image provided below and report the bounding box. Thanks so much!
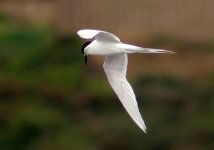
[77,29,120,42]
[103,54,147,132]
[95,32,120,42]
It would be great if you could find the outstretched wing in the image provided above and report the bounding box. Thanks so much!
[77,29,120,42]
[103,54,147,132]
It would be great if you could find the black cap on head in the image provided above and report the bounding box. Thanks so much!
[81,41,92,54]
[81,41,92,65]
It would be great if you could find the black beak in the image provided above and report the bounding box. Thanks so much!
[81,41,92,65]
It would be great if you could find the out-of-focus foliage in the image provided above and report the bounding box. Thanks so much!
[0,15,214,150]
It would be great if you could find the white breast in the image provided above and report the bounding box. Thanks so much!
[85,41,123,56]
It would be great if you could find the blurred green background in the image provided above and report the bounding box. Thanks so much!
[0,0,214,150]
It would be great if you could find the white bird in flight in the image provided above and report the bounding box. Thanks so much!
[77,29,175,133]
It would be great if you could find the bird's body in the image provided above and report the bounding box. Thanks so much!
[77,29,175,133]
[85,41,123,55]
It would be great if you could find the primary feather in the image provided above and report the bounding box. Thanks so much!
[103,54,147,132]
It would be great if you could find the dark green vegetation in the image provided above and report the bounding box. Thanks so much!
[0,16,214,150]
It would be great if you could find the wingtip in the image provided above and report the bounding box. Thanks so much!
[168,51,176,54]
[77,29,100,39]
[164,49,176,54]
[142,126,147,133]
[77,30,84,37]
[138,122,147,133]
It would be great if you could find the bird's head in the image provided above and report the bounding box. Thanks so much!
[81,41,92,65]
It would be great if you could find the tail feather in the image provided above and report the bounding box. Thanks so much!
[119,43,175,54]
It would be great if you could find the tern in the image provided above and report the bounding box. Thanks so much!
[77,29,174,132]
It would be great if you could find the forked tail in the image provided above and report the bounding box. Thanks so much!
[119,43,175,54]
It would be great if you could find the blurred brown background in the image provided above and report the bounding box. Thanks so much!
[0,0,214,150]
[1,0,214,40]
